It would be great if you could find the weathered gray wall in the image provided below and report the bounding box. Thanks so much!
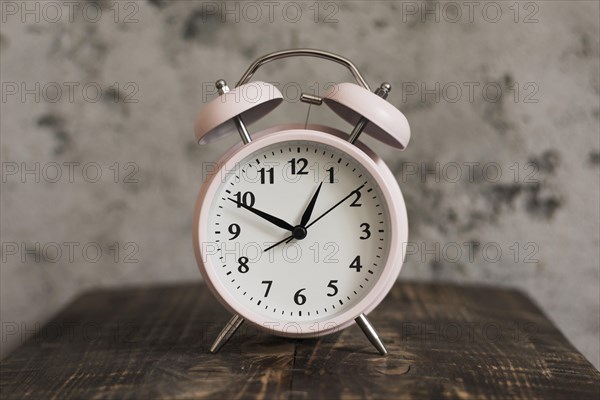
[1,1,598,368]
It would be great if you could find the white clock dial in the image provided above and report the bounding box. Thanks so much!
[203,138,391,326]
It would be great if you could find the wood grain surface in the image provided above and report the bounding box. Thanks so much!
[1,282,598,399]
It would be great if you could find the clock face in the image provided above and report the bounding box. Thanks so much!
[198,134,396,333]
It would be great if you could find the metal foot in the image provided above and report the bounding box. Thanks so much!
[210,313,244,353]
[355,313,388,355]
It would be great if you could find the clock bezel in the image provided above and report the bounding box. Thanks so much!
[193,126,408,338]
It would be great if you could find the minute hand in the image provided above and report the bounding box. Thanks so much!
[305,184,365,229]
[227,198,294,231]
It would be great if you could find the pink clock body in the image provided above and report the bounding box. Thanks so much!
[193,126,408,337]
[192,49,411,353]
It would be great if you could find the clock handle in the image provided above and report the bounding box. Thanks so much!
[209,313,245,353]
[355,313,388,356]
[236,48,371,91]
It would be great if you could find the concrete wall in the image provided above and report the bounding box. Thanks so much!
[1,1,598,368]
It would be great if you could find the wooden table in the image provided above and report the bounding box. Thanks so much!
[1,282,598,399]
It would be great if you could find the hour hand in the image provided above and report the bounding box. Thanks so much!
[283,181,324,245]
[228,198,294,232]
[300,181,323,227]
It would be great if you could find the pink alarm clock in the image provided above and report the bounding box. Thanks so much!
[193,49,410,355]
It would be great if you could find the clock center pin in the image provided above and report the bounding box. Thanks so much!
[292,225,308,240]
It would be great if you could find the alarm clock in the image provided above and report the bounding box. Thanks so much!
[193,49,410,355]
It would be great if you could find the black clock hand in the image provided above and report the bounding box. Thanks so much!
[300,181,323,227]
[264,234,293,253]
[263,183,324,251]
[228,198,294,232]
[264,184,365,252]
[283,181,324,245]
[305,184,365,229]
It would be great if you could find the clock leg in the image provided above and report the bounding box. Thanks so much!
[210,313,244,353]
[355,313,388,356]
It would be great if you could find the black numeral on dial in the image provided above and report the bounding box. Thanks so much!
[234,191,255,208]
[359,223,371,239]
[349,190,362,207]
[259,167,274,184]
[326,280,338,297]
[261,280,272,297]
[294,288,307,305]
[349,255,362,272]
[238,256,249,273]
[326,166,335,183]
[228,223,240,240]
[289,158,308,175]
